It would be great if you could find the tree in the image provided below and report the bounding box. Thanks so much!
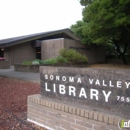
[72,0,130,64]
[79,0,94,6]
[71,21,92,44]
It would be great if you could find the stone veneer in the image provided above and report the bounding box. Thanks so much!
[14,64,40,72]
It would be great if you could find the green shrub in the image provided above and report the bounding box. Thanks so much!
[32,61,40,65]
[56,56,68,63]
[22,61,32,65]
[32,59,41,65]
[59,48,88,63]
[80,55,88,62]
[21,49,88,66]
[33,59,41,62]
[41,58,58,64]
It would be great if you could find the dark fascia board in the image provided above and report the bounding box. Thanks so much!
[0,28,81,48]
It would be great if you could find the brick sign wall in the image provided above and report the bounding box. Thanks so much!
[40,66,130,118]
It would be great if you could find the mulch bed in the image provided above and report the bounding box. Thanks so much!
[0,77,46,130]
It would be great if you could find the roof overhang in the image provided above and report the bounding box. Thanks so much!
[0,28,81,48]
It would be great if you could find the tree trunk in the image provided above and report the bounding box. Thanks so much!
[121,53,127,65]
[114,42,128,65]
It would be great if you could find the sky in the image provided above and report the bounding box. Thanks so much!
[0,0,82,40]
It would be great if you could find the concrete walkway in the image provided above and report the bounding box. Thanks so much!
[0,66,40,82]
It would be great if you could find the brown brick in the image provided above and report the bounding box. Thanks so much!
[89,119,107,127]
[32,98,35,103]
[51,102,55,109]
[71,107,76,114]
[29,101,36,106]
[37,119,46,125]
[61,104,65,112]
[94,124,110,130]
[37,108,45,115]
[94,125,103,130]
[35,98,38,104]
[28,105,34,110]
[98,113,104,122]
[64,105,69,112]
[48,101,52,108]
[58,110,71,117]
[40,99,43,105]
[48,111,56,117]
[84,110,89,118]
[30,103,37,110]
[103,114,109,123]
[39,108,46,115]
[68,106,76,115]
[69,106,73,114]
[108,116,114,125]
[44,122,56,130]
[60,119,71,126]
[45,100,49,107]
[38,115,47,122]
[56,127,68,130]
[28,112,38,117]
[48,119,60,127]
[94,112,99,120]
[28,108,37,114]
[114,116,121,126]
[36,105,42,111]
[39,99,42,105]
[44,112,58,120]
[89,111,94,119]
[28,96,33,102]
[61,124,75,130]
[108,124,120,130]
[71,123,88,130]
[61,115,75,123]
[80,109,85,117]
[37,99,40,105]
[74,115,87,122]
[76,108,81,116]
[76,120,92,129]
[55,113,61,118]
[41,100,46,106]
[54,103,58,110]
[57,103,61,110]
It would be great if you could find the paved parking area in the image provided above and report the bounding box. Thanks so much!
[0,66,40,82]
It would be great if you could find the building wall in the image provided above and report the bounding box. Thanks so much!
[41,38,64,60]
[64,38,105,64]
[64,38,94,63]
[4,38,105,65]
[41,38,105,64]
[4,49,9,61]
[0,61,10,69]
[94,45,106,63]
[4,42,36,65]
